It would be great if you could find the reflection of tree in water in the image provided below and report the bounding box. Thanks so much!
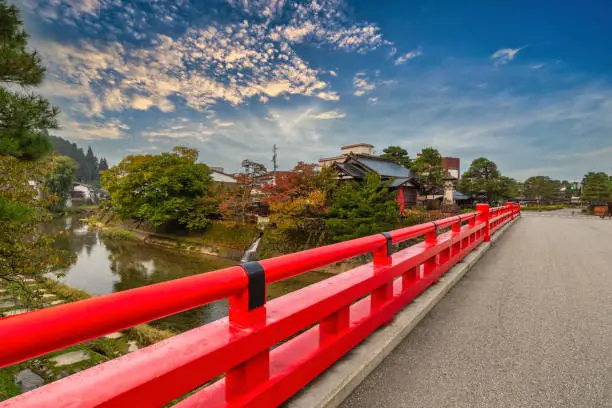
[101,237,233,332]
[48,216,96,275]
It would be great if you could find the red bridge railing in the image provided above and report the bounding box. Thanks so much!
[0,203,520,407]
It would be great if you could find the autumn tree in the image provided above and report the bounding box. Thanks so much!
[259,162,335,253]
[236,159,267,222]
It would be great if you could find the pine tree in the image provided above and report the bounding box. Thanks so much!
[0,0,58,160]
[98,157,109,172]
[85,146,99,182]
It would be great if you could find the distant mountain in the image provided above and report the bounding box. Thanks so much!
[49,136,108,184]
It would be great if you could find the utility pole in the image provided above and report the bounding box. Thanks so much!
[272,144,278,184]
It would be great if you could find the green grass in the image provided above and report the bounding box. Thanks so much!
[520,205,565,211]
[100,227,138,241]
[42,279,91,302]
[0,366,22,401]
[197,221,260,250]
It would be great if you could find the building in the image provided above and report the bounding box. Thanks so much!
[318,143,375,168]
[210,168,239,188]
[441,157,460,180]
[330,151,420,208]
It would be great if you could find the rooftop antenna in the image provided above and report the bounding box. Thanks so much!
[272,144,278,184]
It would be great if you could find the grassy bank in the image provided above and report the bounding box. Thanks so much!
[520,205,566,211]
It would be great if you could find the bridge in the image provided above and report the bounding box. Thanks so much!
[1,204,609,407]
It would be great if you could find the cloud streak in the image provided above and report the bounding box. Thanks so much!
[394,49,422,65]
[491,47,523,66]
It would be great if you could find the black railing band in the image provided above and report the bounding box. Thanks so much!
[240,261,266,310]
[431,221,439,236]
[381,232,392,257]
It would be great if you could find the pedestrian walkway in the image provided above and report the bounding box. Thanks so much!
[342,214,612,407]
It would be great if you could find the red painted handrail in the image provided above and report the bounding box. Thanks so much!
[0,203,520,407]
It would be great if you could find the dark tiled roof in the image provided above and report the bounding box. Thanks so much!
[335,162,367,178]
[389,178,416,188]
[353,155,414,178]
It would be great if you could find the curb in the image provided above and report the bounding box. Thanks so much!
[286,218,519,408]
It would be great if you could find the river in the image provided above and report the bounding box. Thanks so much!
[50,216,332,333]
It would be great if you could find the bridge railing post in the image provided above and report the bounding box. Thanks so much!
[226,262,269,402]
[476,203,490,242]
[506,202,514,221]
[371,235,393,323]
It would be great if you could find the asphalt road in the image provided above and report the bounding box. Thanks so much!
[342,213,612,408]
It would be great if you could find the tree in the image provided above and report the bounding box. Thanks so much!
[0,155,75,304]
[581,172,610,202]
[85,146,99,182]
[259,162,336,252]
[102,147,214,230]
[325,173,399,242]
[457,157,505,203]
[523,176,558,203]
[380,146,412,168]
[0,1,58,160]
[237,159,267,222]
[98,157,109,172]
[49,135,103,182]
[411,147,443,194]
[44,155,76,210]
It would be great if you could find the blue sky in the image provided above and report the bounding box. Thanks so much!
[15,0,612,180]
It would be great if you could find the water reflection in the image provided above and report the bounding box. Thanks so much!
[50,216,332,332]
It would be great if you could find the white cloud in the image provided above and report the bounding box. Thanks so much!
[394,49,422,65]
[530,64,545,70]
[329,70,338,77]
[310,110,346,120]
[131,96,154,111]
[491,47,523,66]
[368,97,378,105]
[28,0,392,124]
[57,118,126,140]
[353,73,376,96]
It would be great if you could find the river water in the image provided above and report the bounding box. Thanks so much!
[51,216,332,333]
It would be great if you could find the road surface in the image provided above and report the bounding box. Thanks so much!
[342,211,612,408]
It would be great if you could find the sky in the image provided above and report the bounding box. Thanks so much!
[14,0,612,180]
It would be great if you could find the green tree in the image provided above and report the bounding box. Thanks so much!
[44,155,76,210]
[98,157,109,172]
[523,176,558,202]
[102,147,214,230]
[457,157,503,203]
[325,173,399,242]
[380,146,412,168]
[411,147,443,194]
[581,172,610,202]
[0,1,58,160]
[85,146,98,182]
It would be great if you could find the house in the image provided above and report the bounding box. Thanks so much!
[210,167,239,189]
[330,152,420,208]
